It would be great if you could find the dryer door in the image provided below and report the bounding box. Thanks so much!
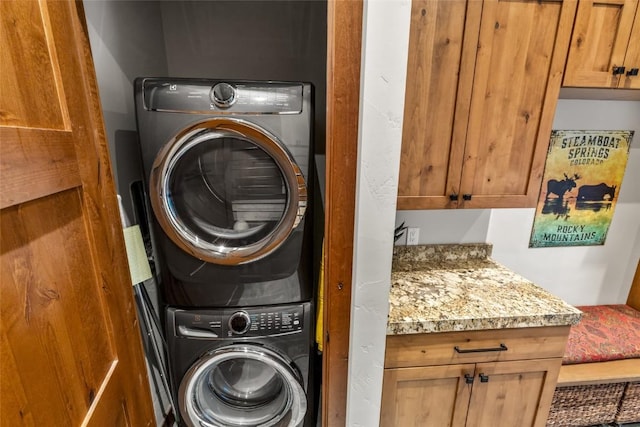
[150,118,307,265]
[178,345,307,427]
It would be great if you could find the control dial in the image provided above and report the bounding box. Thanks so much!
[211,82,236,108]
[228,311,251,335]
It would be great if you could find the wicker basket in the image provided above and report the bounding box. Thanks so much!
[546,382,625,427]
[616,381,640,423]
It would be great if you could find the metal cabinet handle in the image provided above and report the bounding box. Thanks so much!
[626,68,639,77]
[454,343,508,353]
[462,194,472,201]
[464,374,475,384]
[449,194,459,201]
[479,373,489,383]
[613,66,626,75]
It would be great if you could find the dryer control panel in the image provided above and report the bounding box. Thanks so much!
[173,304,305,339]
[142,78,304,114]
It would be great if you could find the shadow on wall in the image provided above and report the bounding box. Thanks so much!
[159,1,327,153]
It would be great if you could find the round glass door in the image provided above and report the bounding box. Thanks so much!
[179,345,307,427]
[150,118,307,265]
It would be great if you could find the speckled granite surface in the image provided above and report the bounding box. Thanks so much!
[388,244,582,335]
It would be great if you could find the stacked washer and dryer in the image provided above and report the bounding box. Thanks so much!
[134,78,315,427]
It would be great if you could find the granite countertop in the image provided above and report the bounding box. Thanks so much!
[388,243,582,335]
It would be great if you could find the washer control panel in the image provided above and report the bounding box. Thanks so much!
[142,78,303,114]
[174,304,304,339]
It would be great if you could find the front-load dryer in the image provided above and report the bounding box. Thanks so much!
[134,78,313,307]
[166,302,312,427]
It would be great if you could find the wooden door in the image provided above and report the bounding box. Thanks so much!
[459,0,577,208]
[465,359,562,427]
[563,0,640,88]
[0,1,154,426]
[379,364,474,427]
[397,0,482,210]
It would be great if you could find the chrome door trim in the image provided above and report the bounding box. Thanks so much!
[178,344,307,427]
[149,118,307,265]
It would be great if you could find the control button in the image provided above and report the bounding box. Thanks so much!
[228,311,251,335]
[210,82,236,108]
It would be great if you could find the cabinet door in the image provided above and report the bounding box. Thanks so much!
[620,7,640,89]
[380,364,475,427]
[563,0,640,88]
[397,0,482,209]
[466,359,562,427]
[459,0,577,208]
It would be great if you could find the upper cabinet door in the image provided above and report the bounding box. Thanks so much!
[0,1,154,425]
[459,0,577,208]
[620,5,640,88]
[397,0,482,209]
[563,0,640,88]
[397,0,577,210]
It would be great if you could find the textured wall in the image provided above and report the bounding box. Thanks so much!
[347,1,411,425]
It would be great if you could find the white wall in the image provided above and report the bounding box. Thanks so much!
[347,1,411,425]
[395,209,491,244]
[488,100,640,306]
[84,0,168,221]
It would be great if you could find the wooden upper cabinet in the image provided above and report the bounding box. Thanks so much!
[563,0,640,89]
[398,0,578,209]
[398,0,481,209]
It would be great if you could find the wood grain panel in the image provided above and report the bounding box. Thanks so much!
[460,0,577,208]
[385,326,570,369]
[627,259,640,310]
[619,7,640,89]
[397,0,482,210]
[0,0,68,129]
[380,364,474,427]
[398,0,468,200]
[83,362,132,427]
[323,0,362,425]
[563,0,639,88]
[463,0,561,196]
[0,128,81,209]
[466,359,562,427]
[1,190,113,426]
[557,358,640,386]
[1,1,154,425]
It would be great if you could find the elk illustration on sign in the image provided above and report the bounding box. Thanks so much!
[545,173,581,200]
[530,130,632,248]
[577,183,616,201]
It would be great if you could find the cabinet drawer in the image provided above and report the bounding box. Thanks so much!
[385,326,570,368]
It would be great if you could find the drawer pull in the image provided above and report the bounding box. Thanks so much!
[464,374,474,384]
[454,343,508,353]
[479,373,489,383]
[613,66,626,75]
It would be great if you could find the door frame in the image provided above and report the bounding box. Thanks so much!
[323,0,363,425]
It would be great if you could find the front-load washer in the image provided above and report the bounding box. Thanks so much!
[134,78,313,307]
[166,302,312,427]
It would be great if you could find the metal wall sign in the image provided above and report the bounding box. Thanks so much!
[529,130,633,248]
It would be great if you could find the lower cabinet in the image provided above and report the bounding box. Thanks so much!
[380,327,569,427]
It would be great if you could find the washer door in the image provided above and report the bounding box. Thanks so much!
[179,345,307,427]
[150,118,307,265]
